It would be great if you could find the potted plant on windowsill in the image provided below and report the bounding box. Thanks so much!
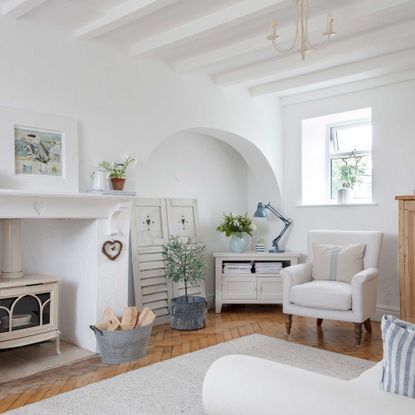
[216,213,255,253]
[162,236,207,331]
[335,149,366,204]
[99,154,136,191]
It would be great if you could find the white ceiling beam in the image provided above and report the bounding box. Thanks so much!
[214,18,415,86]
[173,0,413,73]
[129,0,286,57]
[74,0,178,40]
[1,0,48,19]
[250,48,415,96]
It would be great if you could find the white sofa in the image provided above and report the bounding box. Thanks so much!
[203,355,415,415]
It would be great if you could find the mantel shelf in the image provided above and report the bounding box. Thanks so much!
[0,189,134,235]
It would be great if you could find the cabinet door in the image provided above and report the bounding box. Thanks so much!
[222,277,256,300]
[257,277,283,302]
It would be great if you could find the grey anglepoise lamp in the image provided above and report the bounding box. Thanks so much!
[253,202,292,253]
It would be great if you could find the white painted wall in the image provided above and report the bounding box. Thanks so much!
[0,15,283,340]
[136,132,250,300]
[283,79,415,314]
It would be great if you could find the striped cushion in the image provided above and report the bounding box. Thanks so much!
[380,315,415,398]
[312,243,365,283]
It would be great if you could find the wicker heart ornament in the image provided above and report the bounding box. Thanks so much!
[102,240,123,261]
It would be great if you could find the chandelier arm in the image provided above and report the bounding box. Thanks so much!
[271,0,300,54]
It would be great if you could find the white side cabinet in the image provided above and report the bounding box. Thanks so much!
[214,252,301,313]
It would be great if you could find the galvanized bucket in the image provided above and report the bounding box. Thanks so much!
[90,323,153,365]
[170,295,206,331]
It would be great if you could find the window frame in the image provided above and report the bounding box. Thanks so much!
[326,118,372,200]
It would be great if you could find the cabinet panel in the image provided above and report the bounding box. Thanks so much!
[257,277,282,301]
[402,205,415,322]
[222,277,256,300]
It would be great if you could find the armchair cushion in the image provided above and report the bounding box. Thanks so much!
[290,281,352,311]
[312,243,366,283]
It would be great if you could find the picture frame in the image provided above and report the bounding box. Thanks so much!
[0,107,79,193]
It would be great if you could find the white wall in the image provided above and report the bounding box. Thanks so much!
[136,132,250,300]
[283,79,415,314]
[0,17,283,324]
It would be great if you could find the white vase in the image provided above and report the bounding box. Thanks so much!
[337,187,353,204]
[229,233,249,253]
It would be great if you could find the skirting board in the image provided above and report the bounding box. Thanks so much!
[374,304,400,322]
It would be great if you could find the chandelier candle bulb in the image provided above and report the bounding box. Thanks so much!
[267,0,335,60]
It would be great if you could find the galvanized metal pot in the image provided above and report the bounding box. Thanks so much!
[170,295,206,330]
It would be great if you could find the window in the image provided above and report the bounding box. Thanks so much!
[328,120,372,200]
[301,107,373,205]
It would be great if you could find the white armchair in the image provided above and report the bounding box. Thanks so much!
[281,230,383,345]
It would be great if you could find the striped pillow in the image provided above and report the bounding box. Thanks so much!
[380,315,415,398]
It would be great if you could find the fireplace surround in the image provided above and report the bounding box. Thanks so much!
[0,190,133,351]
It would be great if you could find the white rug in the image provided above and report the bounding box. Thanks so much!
[6,334,375,415]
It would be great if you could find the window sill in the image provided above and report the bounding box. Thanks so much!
[297,202,377,208]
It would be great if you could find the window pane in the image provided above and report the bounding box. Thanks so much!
[330,124,372,153]
[331,155,372,199]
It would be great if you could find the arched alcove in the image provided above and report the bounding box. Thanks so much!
[135,128,284,301]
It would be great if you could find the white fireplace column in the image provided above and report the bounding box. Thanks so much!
[1,219,24,279]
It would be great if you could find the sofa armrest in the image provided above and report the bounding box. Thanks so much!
[203,355,414,415]
[351,267,379,322]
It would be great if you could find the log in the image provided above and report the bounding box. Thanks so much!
[121,306,140,330]
[104,307,122,331]
[136,307,156,328]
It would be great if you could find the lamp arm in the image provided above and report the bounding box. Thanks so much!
[264,203,292,249]
[265,203,291,226]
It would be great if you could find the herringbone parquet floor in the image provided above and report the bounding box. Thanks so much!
[0,305,383,413]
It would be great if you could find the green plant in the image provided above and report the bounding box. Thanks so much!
[162,236,207,302]
[216,213,255,237]
[334,150,367,189]
[99,154,136,179]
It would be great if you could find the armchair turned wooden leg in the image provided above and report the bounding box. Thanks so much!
[363,318,372,333]
[354,323,363,346]
[317,318,323,327]
[285,314,292,336]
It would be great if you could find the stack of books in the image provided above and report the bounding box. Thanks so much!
[255,243,265,252]
[255,262,283,274]
[223,262,252,274]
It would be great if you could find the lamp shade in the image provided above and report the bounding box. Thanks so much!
[254,202,268,218]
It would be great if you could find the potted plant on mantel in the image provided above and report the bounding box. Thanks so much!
[162,236,207,331]
[99,154,136,191]
[216,213,255,253]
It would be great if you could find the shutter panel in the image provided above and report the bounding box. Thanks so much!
[166,199,206,299]
[132,198,206,326]
[131,199,172,325]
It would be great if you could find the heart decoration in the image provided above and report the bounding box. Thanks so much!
[102,240,123,261]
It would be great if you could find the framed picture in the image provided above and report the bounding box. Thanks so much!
[0,107,78,193]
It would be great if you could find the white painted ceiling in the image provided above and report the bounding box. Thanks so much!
[2,0,415,97]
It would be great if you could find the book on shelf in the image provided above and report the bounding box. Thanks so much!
[223,262,253,274]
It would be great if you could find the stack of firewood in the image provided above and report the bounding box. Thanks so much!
[96,306,155,331]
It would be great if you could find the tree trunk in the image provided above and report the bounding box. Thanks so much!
[184,280,188,303]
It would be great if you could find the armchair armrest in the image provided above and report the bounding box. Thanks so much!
[280,262,312,287]
[281,263,312,310]
[351,267,379,322]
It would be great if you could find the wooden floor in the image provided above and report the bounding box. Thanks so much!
[0,305,383,413]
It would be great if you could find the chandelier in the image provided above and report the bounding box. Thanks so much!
[267,0,336,61]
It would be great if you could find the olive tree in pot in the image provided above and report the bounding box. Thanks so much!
[162,236,207,330]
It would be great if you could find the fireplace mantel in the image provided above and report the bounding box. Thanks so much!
[0,189,133,236]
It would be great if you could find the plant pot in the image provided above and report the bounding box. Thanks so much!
[337,187,353,204]
[229,233,249,253]
[170,295,206,330]
[111,177,126,191]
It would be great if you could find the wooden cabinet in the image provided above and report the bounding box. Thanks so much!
[396,195,415,323]
[214,252,300,313]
